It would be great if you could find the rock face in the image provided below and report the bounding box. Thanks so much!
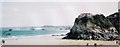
[63,13,118,40]
[107,12,120,34]
[107,12,120,33]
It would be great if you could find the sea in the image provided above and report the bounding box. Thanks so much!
[0,27,70,44]
[1,29,69,38]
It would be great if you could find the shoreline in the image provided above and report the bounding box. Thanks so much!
[1,35,118,45]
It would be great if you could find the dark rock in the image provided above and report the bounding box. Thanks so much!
[2,40,5,44]
[107,12,120,34]
[63,13,118,40]
[9,29,12,31]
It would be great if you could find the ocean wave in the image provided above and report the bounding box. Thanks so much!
[2,30,70,39]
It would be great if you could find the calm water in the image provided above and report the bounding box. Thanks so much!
[2,29,68,38]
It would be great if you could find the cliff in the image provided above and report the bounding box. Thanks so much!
[63,13,119,40]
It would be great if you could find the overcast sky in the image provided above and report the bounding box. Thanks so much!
[1,0,119,2]
[2,1,119,27]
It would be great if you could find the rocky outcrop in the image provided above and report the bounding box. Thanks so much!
[63,13,118,40]
[107,12,120,34]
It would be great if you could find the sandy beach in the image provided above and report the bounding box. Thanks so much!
[1,35,118,45]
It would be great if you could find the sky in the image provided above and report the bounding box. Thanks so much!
[118,1,120,9]
[1,0,119,27]
[1,0,119,2]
